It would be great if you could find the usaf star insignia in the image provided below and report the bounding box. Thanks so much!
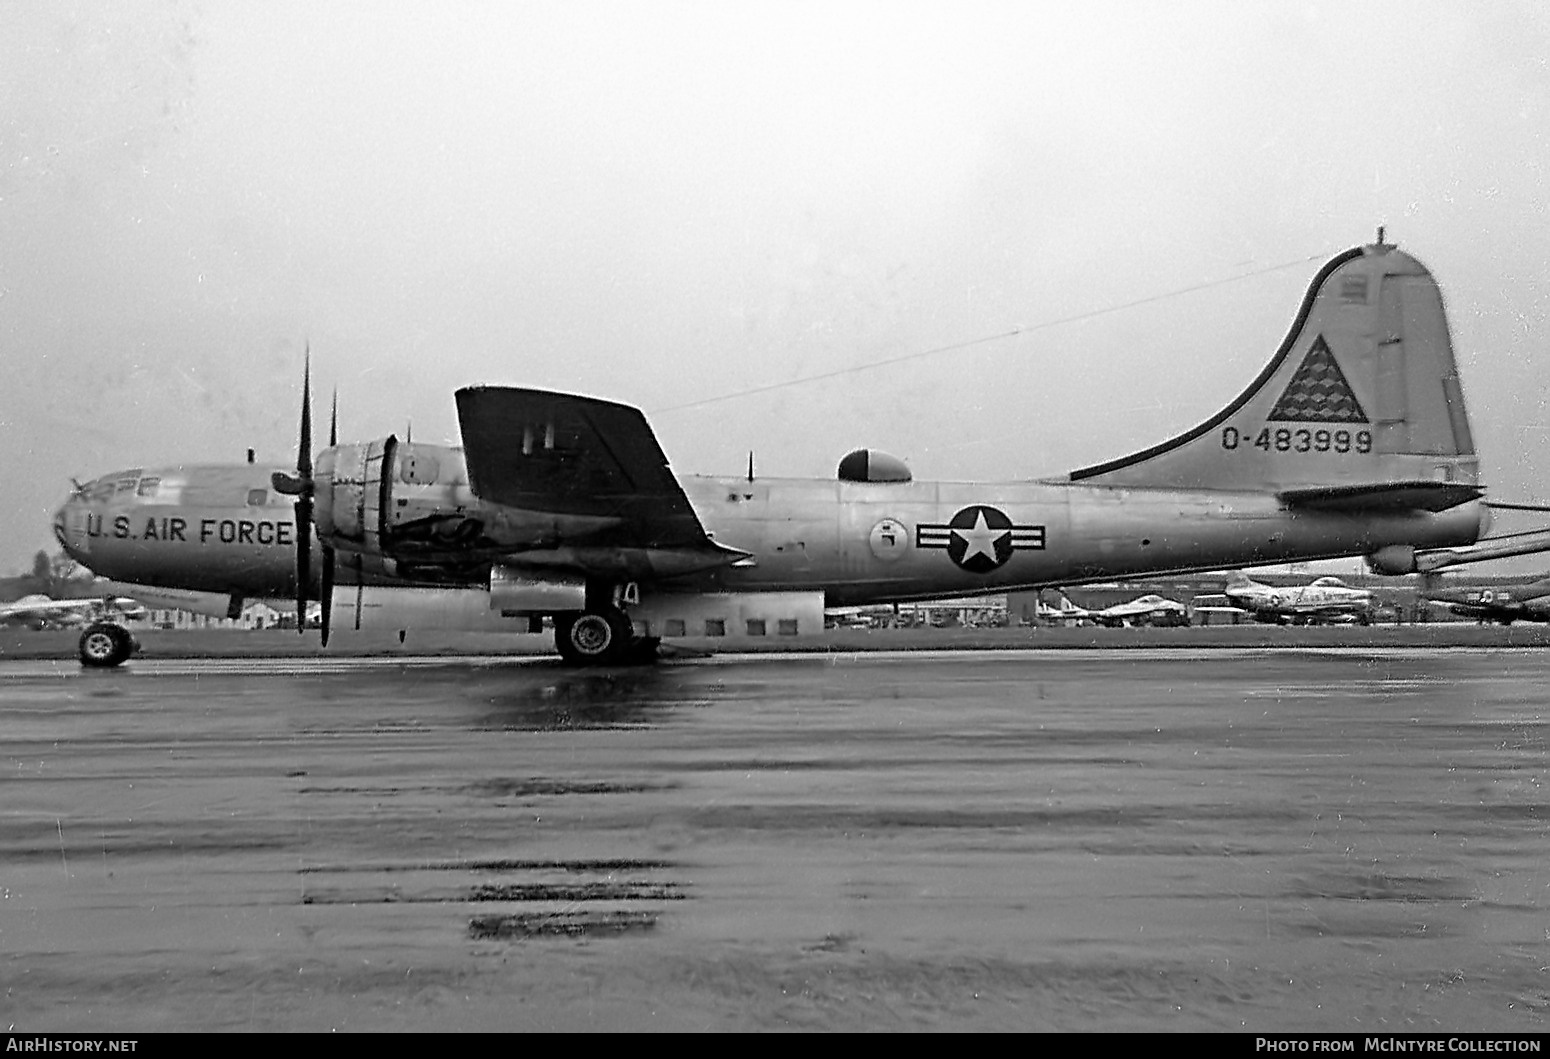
[916,505,1044,574]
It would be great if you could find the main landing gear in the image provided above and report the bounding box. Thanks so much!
[553,604,660,666]
[78,621,137,668]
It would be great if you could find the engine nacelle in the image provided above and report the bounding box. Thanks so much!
[314,434,711,580]
[313,437,734,582]
[316,437,488,560]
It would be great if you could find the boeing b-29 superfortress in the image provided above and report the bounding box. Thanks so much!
[55,238,1489,665]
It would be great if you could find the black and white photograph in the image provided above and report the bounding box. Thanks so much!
[2,0,1549,1035]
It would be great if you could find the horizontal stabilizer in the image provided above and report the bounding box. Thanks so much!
[1415,529,1550,573]
[1278,481,1484,514]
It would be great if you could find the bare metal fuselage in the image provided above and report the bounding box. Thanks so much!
[680,475,1482,605]
[55,460,1487,608]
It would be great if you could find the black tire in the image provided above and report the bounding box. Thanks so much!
[554,608,632,666]
[79,622,135,668]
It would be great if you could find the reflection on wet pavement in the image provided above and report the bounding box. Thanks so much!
[1,649,1547,1030]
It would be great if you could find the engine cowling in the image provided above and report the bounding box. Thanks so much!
[315,437,487,560]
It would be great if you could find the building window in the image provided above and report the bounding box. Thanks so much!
[705,619,725,637]
[746,619,766,636]
[778,619,799,636]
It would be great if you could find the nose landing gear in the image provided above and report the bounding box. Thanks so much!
[78,622,137,668]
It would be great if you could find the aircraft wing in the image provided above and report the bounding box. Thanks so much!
[0,598,96,618]
[455,387,724,552]
[0,596,121,628]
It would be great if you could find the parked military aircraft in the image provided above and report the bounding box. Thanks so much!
[1425,575,1550,625]
[55,239,1489,665]
[0,593,144,629]
[1196,571,1375,625]
[1088,595,1191,627]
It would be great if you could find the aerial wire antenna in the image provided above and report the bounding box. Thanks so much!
[652,249,1337,415]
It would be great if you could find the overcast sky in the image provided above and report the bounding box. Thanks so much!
[3,1,1549,576]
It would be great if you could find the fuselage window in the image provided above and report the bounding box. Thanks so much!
[247,488,267,506]
[746,619,767,636]
[704,619,726,637]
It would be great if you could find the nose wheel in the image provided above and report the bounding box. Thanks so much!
[79,622,136,668]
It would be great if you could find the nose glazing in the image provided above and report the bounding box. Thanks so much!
[52,493,88,559]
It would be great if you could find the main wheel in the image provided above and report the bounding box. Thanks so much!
[554,607,632,665]
[79,622,135,668]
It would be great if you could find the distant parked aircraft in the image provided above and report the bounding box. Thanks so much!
[0,593,144,629]
[1196,571,1375,625]
[1089,595,1190,628]
[1425,575,1550,625]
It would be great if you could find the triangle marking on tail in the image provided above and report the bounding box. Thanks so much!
[1267,335,1369,424]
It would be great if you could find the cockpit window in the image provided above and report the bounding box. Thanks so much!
[137,477,161,497]
[247,488,268,506]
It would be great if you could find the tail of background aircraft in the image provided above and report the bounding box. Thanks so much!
[1058,593,1086,615]
[1069,238,1479,509]
[1042,591,1089,618]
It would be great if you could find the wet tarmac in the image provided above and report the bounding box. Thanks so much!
[2,649,1548,1031]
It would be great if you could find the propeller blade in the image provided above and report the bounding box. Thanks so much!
[320,545,335,648]
[317,386,338,647]
[299,347,313,482]
[294,348,313,635]
[296,497,312,635]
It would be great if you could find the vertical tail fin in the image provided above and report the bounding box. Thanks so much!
[1069,240,1479,502]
